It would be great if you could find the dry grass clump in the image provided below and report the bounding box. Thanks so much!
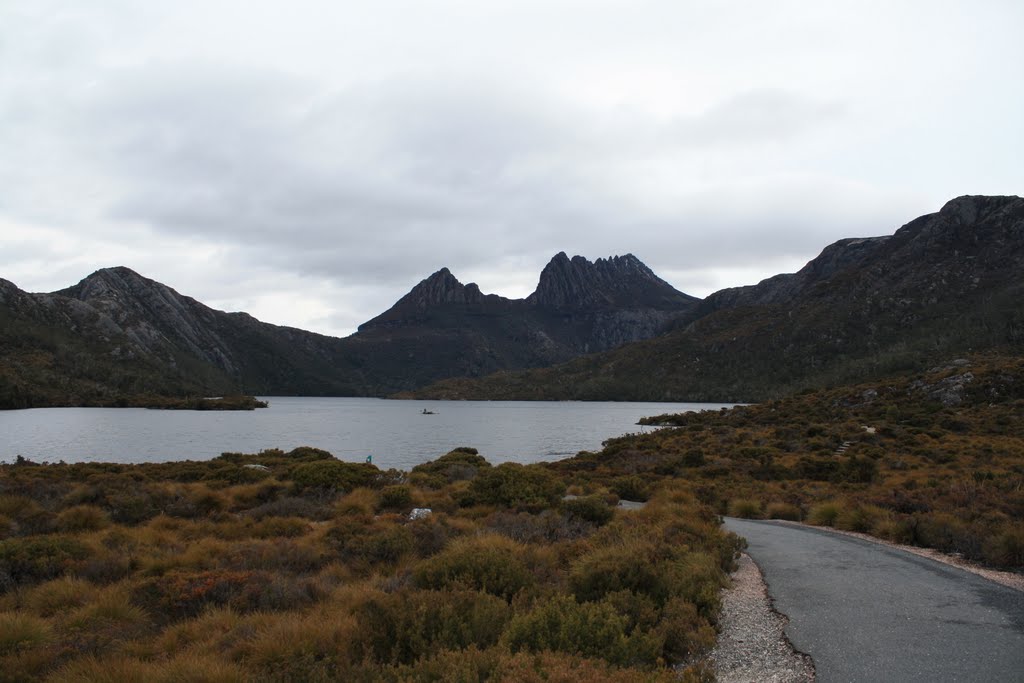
[727,499,761,519]
[807,501,843,527]
[23,577,96,617]
[765,502,803,521]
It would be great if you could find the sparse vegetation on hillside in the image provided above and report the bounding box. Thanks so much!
[552,354,1024,569]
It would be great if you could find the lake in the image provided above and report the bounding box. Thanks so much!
[0,397,733,471]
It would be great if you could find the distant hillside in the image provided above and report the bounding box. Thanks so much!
[408,195,1024,401]
[0,254,698,407]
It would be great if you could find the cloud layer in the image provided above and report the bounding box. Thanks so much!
[2,1,1022,335]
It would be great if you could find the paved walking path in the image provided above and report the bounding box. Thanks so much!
[724,518,1024,682]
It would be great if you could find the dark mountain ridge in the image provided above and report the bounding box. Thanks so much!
[0,253,698,407]
[412,195,1024,401]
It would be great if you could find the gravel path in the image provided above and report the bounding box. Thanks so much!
[710,553,815,683]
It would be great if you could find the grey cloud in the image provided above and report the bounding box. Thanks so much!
[0,35,935,336]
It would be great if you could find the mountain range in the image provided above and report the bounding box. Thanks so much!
[0,251,697,407]
[411,194,1024,401]
[2,194,1021,408]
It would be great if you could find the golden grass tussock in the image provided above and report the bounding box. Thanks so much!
[22,577,96,617]
[333,487,380,516]
[0,611,54,656]
[229,608,358,678]
[48,652,248,683]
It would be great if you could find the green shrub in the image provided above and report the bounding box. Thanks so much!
[727,499,761,519]
[468,463,564,511]
[562,495,615,526]
[378,485,413,511]
[353,589,509,665]
[290,460,377,494]
[413,535,533,600]
[328,518,413,570]
[503,594,661,668]
[807,502,843,527]
[0,536,91,590]
[411,448,492,487]
[609,476,651,502]
[657,597,716,662]
[570,542,665,605]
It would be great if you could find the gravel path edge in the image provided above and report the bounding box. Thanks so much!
[709,552,815,683]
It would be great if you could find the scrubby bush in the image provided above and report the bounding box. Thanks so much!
[378,485,413,511]
[486,509,592,544]
[327,518,413,570]
[132,569,322,622]
[411,448,492,488]
[244,495,329,520]
[657,597,716,662]
[353,589,509,665]
[570,542,665,605]
[609,476,651,502]
[413,535,533,600]
[0,536,92,590]
[468,463,564,511]
[562,495,615,526]
[290,460,377,494]
[503,594,661,667]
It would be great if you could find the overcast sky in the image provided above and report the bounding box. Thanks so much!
[2,1,1021,336]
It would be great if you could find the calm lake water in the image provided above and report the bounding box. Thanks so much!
[0,398,732,471]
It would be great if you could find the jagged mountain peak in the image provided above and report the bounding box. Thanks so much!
[529,252,694,309]
[400,267,484,308]
[357,266,488,331]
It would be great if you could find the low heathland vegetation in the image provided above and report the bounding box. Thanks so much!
[554,355,1024,569]
[0,446,741,681]
[3,354,1019,680]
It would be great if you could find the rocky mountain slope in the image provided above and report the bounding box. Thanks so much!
[410,195,1024,401]
[0,254,698,407]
